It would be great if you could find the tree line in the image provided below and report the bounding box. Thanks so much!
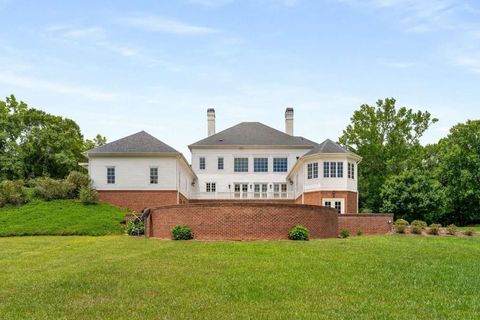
[0,95,106,181]
[1,95,479,225]
[339,98,479,226]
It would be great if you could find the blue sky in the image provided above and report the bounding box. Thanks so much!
[1,0,479,156]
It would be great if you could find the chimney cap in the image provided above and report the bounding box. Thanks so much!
[207,108,215,113]
[285,107,294,113]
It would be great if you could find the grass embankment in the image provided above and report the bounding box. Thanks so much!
[0,200,127,236]
[0,235,479,319]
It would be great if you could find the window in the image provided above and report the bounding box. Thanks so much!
[107,167,115,184]
[206,182,216,192]
[273,158,288,172]
[348,163,355,179]
[254,183,268,198]
[307,163,313,179]
[234,158,249,172]
[334,201,342,214]
[150,167,158,184]
[217,157,224,170]
[323,162,329,178]
[199,157,205,170]
[337,162,343,178]
[313,162,318,178]
[273,183,287,198]
[323,199,344,214]
[254,158,268,172]
[330,162,337,178]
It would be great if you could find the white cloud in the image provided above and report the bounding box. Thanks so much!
[46,25,105,39]
[454,55,480,74]
[0,71,120,101]
[119,14,218,35]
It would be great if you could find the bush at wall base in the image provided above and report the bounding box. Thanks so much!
[79,186,98,204]
[171,225,193,240]
[127,220,145,236]
[288,225,309,241]
[339,229,350,238]
[394,219,409,233]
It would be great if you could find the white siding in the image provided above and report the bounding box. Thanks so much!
[190,148,309,195]
[89,156,178,190]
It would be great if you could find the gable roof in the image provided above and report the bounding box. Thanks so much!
[303,139,353,156]
[189,122,318,148]
[86,131,179,155]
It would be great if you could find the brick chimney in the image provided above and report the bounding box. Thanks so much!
[207,108,216,136]
[285,107,294,135]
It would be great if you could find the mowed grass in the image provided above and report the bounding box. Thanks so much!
[0,200,127,236]
[0,236,479,319]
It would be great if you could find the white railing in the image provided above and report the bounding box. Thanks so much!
[191,191,295,200]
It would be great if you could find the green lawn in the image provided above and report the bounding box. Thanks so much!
[0,236,479,319]
[0,200,127,236]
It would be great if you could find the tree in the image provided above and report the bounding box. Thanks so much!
[83,134,107,152]
[0,94,105,181]
[435,120,480,225]
[338,98,438,212]
[380,170,447,224]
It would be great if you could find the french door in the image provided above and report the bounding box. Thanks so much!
[234,183,248,198]
[323,199,344,214]
[253,183,268,198]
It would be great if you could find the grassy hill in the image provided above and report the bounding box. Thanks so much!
[0,235,479,319]
[0,200,127,236]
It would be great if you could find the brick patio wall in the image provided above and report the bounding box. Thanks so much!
[98,190,183,212]
[146,202,339,240]
[338,214,394,235]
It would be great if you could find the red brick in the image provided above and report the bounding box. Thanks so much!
[146,202,339,240]
[98,190,183,212]
[338,214,394,235]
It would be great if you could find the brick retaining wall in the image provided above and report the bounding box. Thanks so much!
[338,214,394,235]
[146,203,339,240]
[98,190,182,212]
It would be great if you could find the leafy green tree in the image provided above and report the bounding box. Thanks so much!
[435,120,480,225]
[380,170,447,224]
[83,134,107,151]
[0,94,105,181]
[338,98,438,212]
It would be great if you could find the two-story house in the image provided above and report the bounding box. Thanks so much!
[85,108,361,213]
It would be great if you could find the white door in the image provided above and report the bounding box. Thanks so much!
[234,183,248,198]
[254,183,268,198]
[323,199,344,214]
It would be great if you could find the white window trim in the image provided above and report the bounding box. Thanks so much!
[217,157,224,171]
[199,156,206,170]
[322,198,345,214]
[106,166,116,185]
[149,166,159,185]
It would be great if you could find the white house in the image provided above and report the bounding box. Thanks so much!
[85,108,361,213]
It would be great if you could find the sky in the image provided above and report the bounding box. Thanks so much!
[0,0,479,156]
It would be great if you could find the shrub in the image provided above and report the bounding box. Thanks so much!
[394,219,409,233]
[428,223,441,235]
[127,220,145,235]
[447,224,457,236]
[411,220,428,229]
[464,229,475,237]
[0,180,28,207]
[288,225,309,241]
[33,177,75,201]
[171,225,193,240]
[79,186,98,204]
[411,225,423,235]
[66,171,90,197]
[340,229,350,238]
[356,231,363,236]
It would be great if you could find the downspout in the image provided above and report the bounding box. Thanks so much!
[176,157,179,204]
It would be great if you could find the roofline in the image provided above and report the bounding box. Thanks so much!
[287,152,362,180]
[188,144,315,150]
[85,151,181,158]
[176,153,197,179]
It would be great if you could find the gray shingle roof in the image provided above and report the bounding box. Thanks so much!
[87,131,179,154]
[303,139,353,156]
[189,122,318,148]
